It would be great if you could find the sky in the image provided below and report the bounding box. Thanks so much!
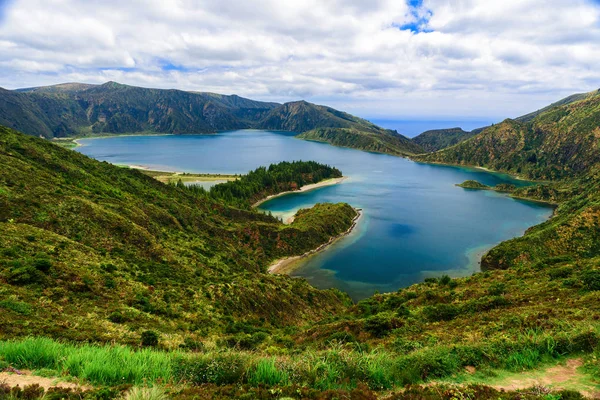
[0,0,599,122]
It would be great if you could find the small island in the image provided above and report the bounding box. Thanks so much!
[456,180,517,192]
[456,180,491,189]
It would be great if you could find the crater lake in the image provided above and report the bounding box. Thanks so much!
[76,130,553,300]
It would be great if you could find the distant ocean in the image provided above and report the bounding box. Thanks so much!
[368,119,497,138]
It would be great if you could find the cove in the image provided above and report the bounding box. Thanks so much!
[76,130,553,300]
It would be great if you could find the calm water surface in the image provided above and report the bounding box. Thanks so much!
[77,131,552,300]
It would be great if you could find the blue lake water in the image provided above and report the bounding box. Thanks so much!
[77,130,553,300]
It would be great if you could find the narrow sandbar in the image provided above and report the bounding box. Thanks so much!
[253,176,347,208]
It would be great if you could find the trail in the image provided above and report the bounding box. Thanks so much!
[0,370,89,391]
[461,359,600,398]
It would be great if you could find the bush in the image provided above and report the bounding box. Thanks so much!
[108,311,128,323]
[439,275,452,285]
[487,282,506,296]
[327,332,358,345]
[141,331,159,347]
[179,338,204,352]
[174,353,249,385]
[5,264,44,285]
[33,258,52,273]
[423,304,460,322]
[364,314,395,337]
[582,270,600,291]
[0,299,33,315]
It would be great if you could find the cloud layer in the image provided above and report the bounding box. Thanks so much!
[0,0,599,119]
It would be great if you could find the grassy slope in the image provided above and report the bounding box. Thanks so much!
[412,127,477,152]
[416,90,600,180]
[0,125,358,343]
[297,127,424,156]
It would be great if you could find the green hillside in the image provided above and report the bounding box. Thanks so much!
[4,88,600,397]
[416,89,600,180]
[412,127,477,152]
[297,127,424,156]
[0,125,359,344]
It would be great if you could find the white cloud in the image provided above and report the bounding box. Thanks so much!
[0,0,599,120]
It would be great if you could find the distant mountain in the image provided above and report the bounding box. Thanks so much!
[415,89,600,180]
[2,81,279,137]
[259,100,381,133]
[0,81,421,156]
[411,127,477,152]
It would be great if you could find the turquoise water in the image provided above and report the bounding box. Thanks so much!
[77,130,553,300]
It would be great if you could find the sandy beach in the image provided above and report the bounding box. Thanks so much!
[252,176,347,208]
[268,208,362,274]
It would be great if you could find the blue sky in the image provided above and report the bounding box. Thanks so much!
[0,0,599,121]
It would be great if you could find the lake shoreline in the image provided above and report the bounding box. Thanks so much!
[268,208,363,275]
[252,177,348,208]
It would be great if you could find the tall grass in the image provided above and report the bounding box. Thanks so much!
[0,331,597,390]
[0,337,173,386]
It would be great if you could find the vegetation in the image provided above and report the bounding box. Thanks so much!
[0,125,356,345]
[456,180,490,189]
[206,160,341,207]
[412,127,478,152]
[416,89,600,180]
[297,127,423,156]
[4,87,600,397]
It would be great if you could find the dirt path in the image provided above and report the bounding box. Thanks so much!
[0,370,89,391]
[489,359,599,398]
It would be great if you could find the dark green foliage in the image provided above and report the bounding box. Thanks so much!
[209,160,342,207]
[141,330,159,347]
[456,180,490,189]
[581,270,600,291]
[0,299,32,315]
[423,304,460,322]
[364,314,396,337]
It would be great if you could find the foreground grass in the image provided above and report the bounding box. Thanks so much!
[1,333,599,392]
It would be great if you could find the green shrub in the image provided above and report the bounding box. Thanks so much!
[108,311,127,323]
[179,338,204,352]
[548,266,572,280]
[487,282,506,296]
[327,332,358,345]
[174,353,249,385]
[582,270,600,290]
[364,314,395,338]
[225,332,268,350]
[33,258,52,273]
[5,264,44,285]
[423,304,460,322]
[439,275,452,285]
[141,331,159,347]
[0,299,32,315]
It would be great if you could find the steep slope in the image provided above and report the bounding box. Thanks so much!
[416,89,600,180]
[258,100,423,155]
[515,90,598,123]
[1,82,280,137]
[412,127,477,152]
[0,125,357,342]
[258,100,381,133]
